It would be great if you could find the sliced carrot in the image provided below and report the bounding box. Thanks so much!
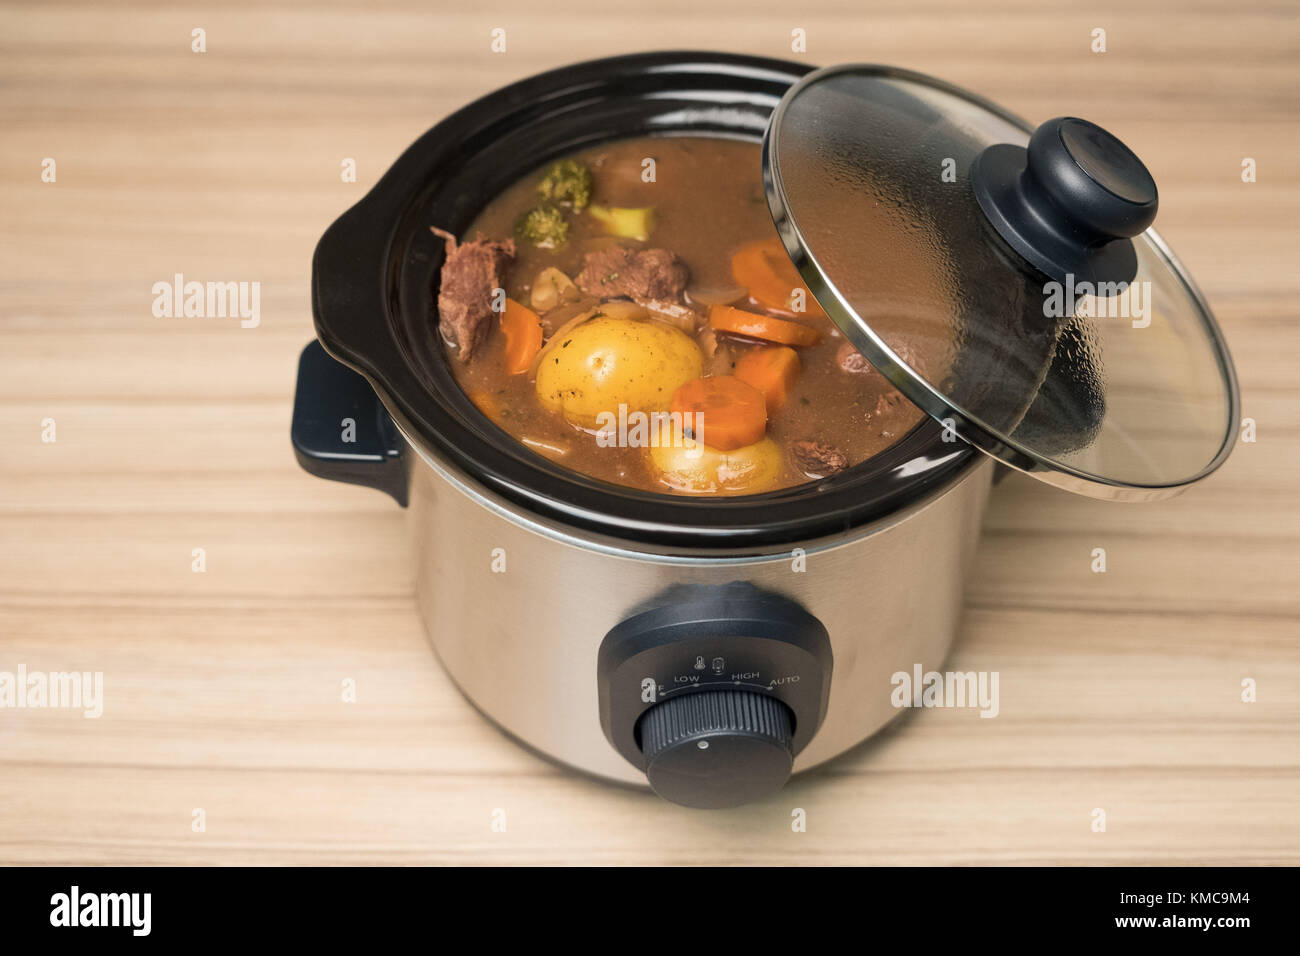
[671,375,768,451]
[730,238,824,317]
[709,304,822,348]
[500,298,543,375]
[734,345,801,413]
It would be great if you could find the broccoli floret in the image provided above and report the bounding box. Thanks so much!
[514,203,570,249]
[536,159,593,210]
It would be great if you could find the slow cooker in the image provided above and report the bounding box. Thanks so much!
[290,52,1239,808]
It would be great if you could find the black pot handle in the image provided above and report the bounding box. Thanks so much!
[291,341,407,506]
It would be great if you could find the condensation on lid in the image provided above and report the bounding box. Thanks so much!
[762,65,1239,501]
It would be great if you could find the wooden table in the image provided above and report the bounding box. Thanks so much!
[1,0,1296,865]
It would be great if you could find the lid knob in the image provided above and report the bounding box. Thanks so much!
[970,117,1158,285]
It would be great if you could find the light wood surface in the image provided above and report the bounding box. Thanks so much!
[1,0,1297,865]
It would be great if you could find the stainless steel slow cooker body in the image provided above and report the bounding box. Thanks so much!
[292,341,991,791]
[292,51,1130,807]
[295,48,1237,806]
[405,431,992,786]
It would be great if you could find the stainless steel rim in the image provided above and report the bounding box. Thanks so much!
[398,419,990,563]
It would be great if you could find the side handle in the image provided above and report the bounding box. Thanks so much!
[291,341,408,506]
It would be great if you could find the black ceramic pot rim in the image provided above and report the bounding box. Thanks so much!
[310,51,980,552]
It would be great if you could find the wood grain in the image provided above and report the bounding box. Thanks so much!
[1,0,1297,865]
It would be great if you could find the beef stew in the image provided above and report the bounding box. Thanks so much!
[435,136,925,495]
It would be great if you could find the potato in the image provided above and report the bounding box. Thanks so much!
[646,417,782,496]
[588,204,656,241]
[536,310,703,429]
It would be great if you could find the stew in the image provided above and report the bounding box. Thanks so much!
[434,136,925,495]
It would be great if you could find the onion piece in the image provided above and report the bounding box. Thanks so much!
[634,297,698,333]
[685,283,747,309]
[529,266,580,314]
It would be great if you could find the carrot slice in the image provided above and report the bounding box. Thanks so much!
[734,345,801,413]
[500,298,543,375]
[671,375,768,451]
[730,238,824,317]
[709,304,822,348]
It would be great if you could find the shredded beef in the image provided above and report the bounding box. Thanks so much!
[575,247,689,300]
[792,440,849,479]
[433,229,515,361]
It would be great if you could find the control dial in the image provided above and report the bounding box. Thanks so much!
[637,689,794,809]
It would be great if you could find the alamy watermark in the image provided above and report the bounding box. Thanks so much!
[0,665,103,718]
[50,886,150,936]
[891,664,999,718]
[594,404,705,457]
[152,273,260,328]
[1043,274,1152,328]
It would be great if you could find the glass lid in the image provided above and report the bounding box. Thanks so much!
[763,65,1240,501]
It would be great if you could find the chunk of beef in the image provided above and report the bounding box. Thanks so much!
[433,228,515,361]
[792,440,849,480]
[575,247,689,301]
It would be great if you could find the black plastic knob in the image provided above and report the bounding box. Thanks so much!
[637,689,794,809]
[971,116,1158,285]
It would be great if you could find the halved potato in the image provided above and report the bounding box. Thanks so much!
[536,308,703,429]
[646,417,782,496]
